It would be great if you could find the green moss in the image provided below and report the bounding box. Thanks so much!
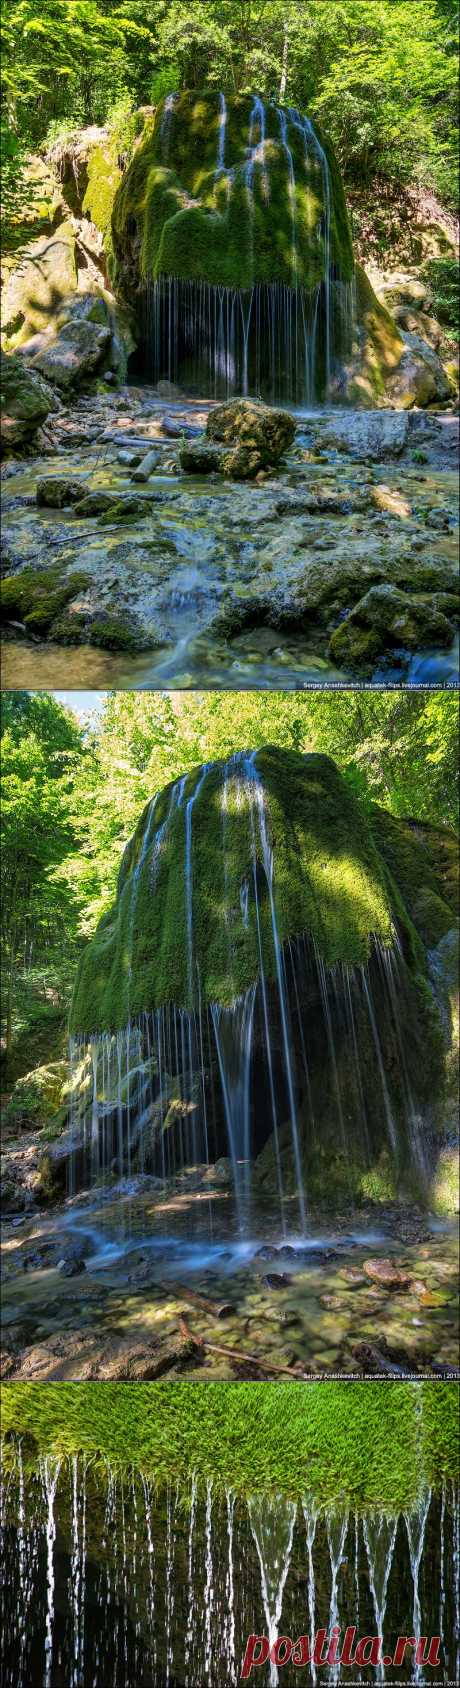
[431,1147,459,1216]
[2,1382,457,1510]
[112,91,353,294]
[70,749,394,1033]
[354,262,404,397]
[0,568,91,632]
[82,145,122,256]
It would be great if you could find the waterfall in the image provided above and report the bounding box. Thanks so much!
[247,1494,297,1687]
[363,1514,398,1684]
[141,274,329,403]
[2,1456,456,1687]
[404,1488,432,1684]
[215,92,227,177]
[211,986,257,1224]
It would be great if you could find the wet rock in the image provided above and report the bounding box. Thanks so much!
[363,1259,411,1288]
[72,489,125,516]
[221,444,264,479]
[57,1254,87,1277]
[260,1273,293,1289]
[388,335,453,408]
[329,584,454,672]
[207,398,296,463]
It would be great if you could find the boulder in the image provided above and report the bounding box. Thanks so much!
[36,476,86,508]
[387,334,453,408]
[329,583,455,672]
[207,398,295,463]
[0,351,60,453]
[318,412,409,461]
[180,442,224,475]
[1,224,77,345]
[30,317,111,390]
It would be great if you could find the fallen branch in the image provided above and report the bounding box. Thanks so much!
[178,1312,306,1378]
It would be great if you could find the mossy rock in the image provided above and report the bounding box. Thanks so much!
[1,568,91,632]
[0,351,58,452]
[412,887,457,948]
[82,145,122,257]
[71,748,419,1034]
[36,475,85,507]
[431,1147,459,1216]
[207,397,295,463]
[329,584,454,672]
[2,1381,458,1508]
[111,91,353,295]
[3,1061,69,1131]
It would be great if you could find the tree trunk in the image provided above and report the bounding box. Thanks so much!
[279,20,289,100]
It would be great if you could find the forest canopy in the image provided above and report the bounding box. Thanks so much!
[1,688,458,1081]
[2,0,459,208]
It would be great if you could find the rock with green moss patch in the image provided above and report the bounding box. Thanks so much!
[112,92,353,297]
[0,352,60,453]
[329,584,455,672]
[207,398,296,463]
[1,224,77,347]
[179,441,223,474]
[36,476,85,508]
[0,568,91,632]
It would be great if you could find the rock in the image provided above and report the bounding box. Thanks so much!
[72,489,122,516]
[36,476,85,508]
[329,584,454,672]
[371,484,412,518]
[156,380,182,398]
[362,1259,411,1288]
[260,1273,292,1290]
[130,449,159,481]
[180,442,223,474]
[0,352,60,453]
[388,335,452,408]
[57,1256,87,1277]
[1,224,77,345]
[319,412,409,461]
[426,510,450,531]
[221,444,264,479]
[31,319,111,390]
[207,398,296,464]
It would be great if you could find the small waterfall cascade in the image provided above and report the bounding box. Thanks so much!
[2,1452,456,1687]
[68,752,431,1225]
[247,1493,297,1686]
[137,92,354,401]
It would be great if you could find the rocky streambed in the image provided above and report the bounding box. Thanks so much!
[1,388,458,688]
[1,1169,458,1381]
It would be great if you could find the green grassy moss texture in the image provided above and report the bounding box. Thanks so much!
[69,749,457,1035]
[2,1382,458,1512]
[111,91,353,293]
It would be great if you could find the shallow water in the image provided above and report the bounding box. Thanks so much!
[2,397,458,689]
[2,1182,458,1378]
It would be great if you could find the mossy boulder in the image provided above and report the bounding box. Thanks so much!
[111,90,353,295]
[30,316,111,390]
[3,1061,69,1134]
[1,567,91,633]
[0,351,59,453]
[329,584,455,673]
[207,398,295,461]
[69,747,438,1036]
[82,145,122,253]
[36,475,85,508]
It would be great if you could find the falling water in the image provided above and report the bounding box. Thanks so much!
[247,1493,297,1687]
[215,92,227,176]
[277,107,297,282]
[40,1457,61,1688]
[303,1503,318,1686]
[211,986,256,1223]
[363,1513,398,1685]
[2,1456,457,1687]
[405,1488,432,1684]
[326,1512,349,1684]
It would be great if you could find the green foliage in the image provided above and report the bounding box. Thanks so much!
[422,257,460,337]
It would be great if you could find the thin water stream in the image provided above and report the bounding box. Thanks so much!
[2,1452,457,1685]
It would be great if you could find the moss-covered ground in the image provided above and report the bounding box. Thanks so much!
[2,1381,458,1511]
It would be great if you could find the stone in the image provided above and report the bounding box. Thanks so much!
[388,335,452,408]
[207,398,296,463]
[319,412,409,461]
[1,224,77,345]
[0,352,60,452]
[329,584,454,672]
[30,319,111,390]
[362,1259,411,1287]
[179,442,223,474]
[221,444,264,479]
[57,1256,87,1277]
[36,476,85,508]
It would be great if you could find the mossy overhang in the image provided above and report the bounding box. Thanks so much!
[111,90,354,294]
[1,1380,458,1511]
[69,748,405,1036]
